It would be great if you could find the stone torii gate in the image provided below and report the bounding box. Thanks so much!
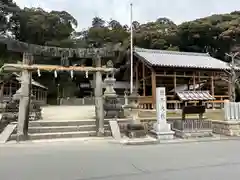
[1,52,116,141]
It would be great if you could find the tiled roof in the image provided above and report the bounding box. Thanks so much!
[13,73,48,89]
[177,91,215,101]
[134,47,231,70]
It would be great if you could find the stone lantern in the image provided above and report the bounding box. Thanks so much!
[13,87,42,121]
[124,89,129,106]
[123,89,140,122]
[103,60,123,118]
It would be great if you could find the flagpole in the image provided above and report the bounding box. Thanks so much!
[130,3,133,94]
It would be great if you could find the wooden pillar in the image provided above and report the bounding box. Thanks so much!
[173,72,177,109]
[211,73,215,109]
[9,81,12,97]
[151,71,156,109]
[193,72,196,91]
[0,83,4,100]
[17,52,33,141]
[198,72,201,89]
[44,91,47,104]
[94,54,104,136]
[228,74,232,101]
[142,63,146,96]
[135,62,139,91]
[193,72,197,106]
[38,89,40,101]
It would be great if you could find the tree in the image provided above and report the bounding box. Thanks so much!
[9,7,77,46]
[80,17,129,48]
[92,17,105,28]
[108,19,122,30]
[177,12,240,60]
[133,17,178,50]
[0,0,19,35]
[132,21,140,30]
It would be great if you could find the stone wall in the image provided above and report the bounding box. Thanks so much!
[212,120,240,136]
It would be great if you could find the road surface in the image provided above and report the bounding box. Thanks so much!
[1,140,240,180]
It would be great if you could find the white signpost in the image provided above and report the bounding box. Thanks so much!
[151,87,174,140]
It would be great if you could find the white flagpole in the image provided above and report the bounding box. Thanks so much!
[130,3,133,94]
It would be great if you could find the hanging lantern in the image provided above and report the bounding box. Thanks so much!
[70,70,74,79]
[37,69,41,77]
[54,70,58,78]
[85,71,88,78]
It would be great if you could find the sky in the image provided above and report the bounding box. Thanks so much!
[15,0,240,31]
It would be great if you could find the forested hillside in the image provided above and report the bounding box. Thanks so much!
[1,0,240,63]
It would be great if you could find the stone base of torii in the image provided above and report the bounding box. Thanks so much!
[0,52,115,141]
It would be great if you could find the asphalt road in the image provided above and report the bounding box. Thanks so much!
[1,140,240,180]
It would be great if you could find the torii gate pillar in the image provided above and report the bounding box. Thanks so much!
[16,53,33,141]
[94,54,104,136]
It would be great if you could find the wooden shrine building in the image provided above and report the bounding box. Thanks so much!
[131,47,231,109]
[0,73,48,105]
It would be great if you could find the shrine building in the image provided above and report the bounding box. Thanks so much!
[130,47,232,109]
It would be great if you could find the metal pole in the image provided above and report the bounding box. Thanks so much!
[130,3,133,94]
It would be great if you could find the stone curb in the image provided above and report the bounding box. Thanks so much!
[2,136,240,147]
[108,136,240,146]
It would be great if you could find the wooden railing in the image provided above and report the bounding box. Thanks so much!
[138,96,154,109]
[138,95,229,110]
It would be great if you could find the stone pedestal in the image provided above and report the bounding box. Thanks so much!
[151,87,174,140]
[151,122,174,140]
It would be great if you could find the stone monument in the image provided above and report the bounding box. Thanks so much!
[151,87,174,140]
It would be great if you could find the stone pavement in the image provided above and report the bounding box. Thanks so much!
[1,140,240,180]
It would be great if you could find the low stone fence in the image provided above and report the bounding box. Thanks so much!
[60,97,125,106]
[212,120,240,136]
[172,119,213,138]
[211,101,240,136]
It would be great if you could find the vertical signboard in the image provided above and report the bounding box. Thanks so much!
[156,87,167,123]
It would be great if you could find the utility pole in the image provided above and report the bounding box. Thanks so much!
[130,3,133,94]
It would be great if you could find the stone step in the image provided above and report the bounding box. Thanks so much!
[28,125,110,134]
[10,131,112,141]
[29,119,99,127]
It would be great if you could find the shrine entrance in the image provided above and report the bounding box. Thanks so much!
[0,39,118,141]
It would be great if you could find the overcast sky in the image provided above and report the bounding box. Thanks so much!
[15,0,240,30]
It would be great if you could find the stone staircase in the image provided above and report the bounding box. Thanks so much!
[9,119,111,141]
